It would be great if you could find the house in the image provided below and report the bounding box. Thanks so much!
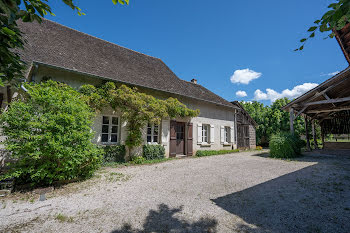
[4,19,256,158]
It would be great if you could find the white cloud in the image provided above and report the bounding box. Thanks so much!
[230,68,262,84]
[321,71,340,76]
[236,90,247,97]
[254,83,318,103]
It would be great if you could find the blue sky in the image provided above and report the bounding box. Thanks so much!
[43,0,348,105]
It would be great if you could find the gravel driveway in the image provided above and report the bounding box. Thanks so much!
[1,150,350,233]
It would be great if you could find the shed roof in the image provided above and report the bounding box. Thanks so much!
[282,67,350,121]
[18,19,235,109]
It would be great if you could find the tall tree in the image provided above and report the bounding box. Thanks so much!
[240,98,305,146]
[0,0,129,86]
[296,0,350,51]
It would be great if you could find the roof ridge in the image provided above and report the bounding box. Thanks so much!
[42,18,161,60]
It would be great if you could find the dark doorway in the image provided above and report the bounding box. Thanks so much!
[176,122,185,155]
[237,124,250,149]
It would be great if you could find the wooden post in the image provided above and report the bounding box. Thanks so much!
[289,108,294,134]
[321,132,325,149]
[312,120,318,149]
[304,115,311,151]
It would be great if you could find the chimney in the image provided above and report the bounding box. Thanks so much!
[191,78,197,84]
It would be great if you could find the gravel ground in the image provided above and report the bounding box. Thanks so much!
[1,150,350,233]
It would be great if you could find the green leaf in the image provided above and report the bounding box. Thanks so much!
[112,0,117,4]
[310,32,315,38]
[307,26,317,32]
[300,38,307,42]
[1,27,16,36]
[314,20,321,24]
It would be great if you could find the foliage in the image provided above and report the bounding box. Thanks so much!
[102,145,126,163]
[0,0,128,86]
[0,81,102,186]
[143,144,165,160]
[240,98,305,146]
[296,0,350,51]
[80,82,199,150]
[130,156,146,164]
[256,146,263,150]
[195,149,239,157]
[269,133,304,159]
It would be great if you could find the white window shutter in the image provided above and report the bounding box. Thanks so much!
[230,126,235,143]
[220,126,225,144]
[210,124,215,144]
[197,123,202,144]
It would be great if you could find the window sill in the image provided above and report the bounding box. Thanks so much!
[223,143,231,147]
[199,143,211,147]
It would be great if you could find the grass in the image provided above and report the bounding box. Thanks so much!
[103,157,175,168]
[195,149,240,157]
[55,213,74,223]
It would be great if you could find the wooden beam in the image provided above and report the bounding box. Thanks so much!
[304,116,311,151]
[304,96,350,106]
[323,93,336,107]
[306,106,350,114]
[295,106,308,118]
[290,108,294,134]
[312,120,318,149]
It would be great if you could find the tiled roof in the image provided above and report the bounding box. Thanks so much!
[18,19,235,109]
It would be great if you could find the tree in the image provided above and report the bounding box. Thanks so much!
[0,0,129,86]
[0,81,102,186]
[240,98,305,146]
[296,0,350,51]
[80,82,199,155]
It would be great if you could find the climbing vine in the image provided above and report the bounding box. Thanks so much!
[80,82,199,150]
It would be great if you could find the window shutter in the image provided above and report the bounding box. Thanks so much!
[197,123,202,144]
[220,126,225,144]
[187,123,193,156]
[170,120,177,157]
[230,126,235,143]
[210,124,215,144]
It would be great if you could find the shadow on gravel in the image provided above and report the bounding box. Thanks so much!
[212,152,350,232]
[111,203,217,233]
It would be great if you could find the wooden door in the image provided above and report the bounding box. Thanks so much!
[176,122,185,155]
[237,124,250,149]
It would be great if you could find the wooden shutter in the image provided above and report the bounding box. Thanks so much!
[230,126,234,143]
[220,126,225,144]
[170,120,177,157]
[187,123,193,156]
[197,123,202,144]
[210,124,215,144]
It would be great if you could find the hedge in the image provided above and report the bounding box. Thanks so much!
[196,149,239,157]
[269,133,304,159]
[103,145,126,163]
[143,144,165,160]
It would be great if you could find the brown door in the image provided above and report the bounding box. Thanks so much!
[176,122,185,155]
[237,124,250,149]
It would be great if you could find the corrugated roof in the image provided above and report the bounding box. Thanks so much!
[18,19,235,109]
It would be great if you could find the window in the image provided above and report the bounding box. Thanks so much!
[224,126,231,143]
[202,124,210,143]
[101,116,119,143]
[147,123,159,143]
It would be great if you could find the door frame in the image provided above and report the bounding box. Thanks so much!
[170,120,192,157]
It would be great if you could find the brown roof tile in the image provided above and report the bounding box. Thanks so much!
[18,19,235,109]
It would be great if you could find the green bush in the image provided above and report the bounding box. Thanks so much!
[131,156,146,164]
[269,133,303,159]
[143,144,165,160]
[103,145,126,163]
[0,81,102,187]
[195,149,239,157]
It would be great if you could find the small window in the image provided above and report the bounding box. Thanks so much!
[224,126,231,143]
[101,116,119,143]
[147,123,159,143]
[202,124,210,143]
